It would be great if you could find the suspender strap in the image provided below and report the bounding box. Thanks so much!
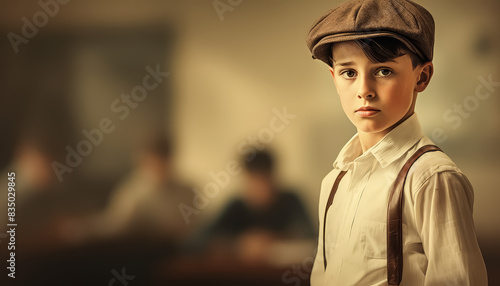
[387,144,442,286]
[323,170,347,269]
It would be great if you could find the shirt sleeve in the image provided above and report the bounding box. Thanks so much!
[414,170,488,286]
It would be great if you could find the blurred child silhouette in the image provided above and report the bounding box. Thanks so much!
[200,150,315,264]
[81,134,192,244]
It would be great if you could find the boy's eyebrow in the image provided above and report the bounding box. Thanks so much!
[378,59,398,64]
[333,61,355,67]
[333,59,399,67]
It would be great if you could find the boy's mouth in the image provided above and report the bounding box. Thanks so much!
[355,106,380,117]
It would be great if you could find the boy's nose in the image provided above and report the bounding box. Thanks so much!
[357,77,376,100]
[358,93,375,99]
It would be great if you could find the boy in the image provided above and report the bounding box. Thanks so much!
[305,0,488,285]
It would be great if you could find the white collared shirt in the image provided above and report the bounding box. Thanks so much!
[310,114,488,286]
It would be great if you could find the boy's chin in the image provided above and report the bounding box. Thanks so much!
[354,122,394,135]
[352,115,408,135]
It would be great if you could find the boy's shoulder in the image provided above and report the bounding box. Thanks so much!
[406,137,471,196]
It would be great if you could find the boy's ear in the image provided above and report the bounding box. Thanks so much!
[415,62,433,92]
[329,67,335,79]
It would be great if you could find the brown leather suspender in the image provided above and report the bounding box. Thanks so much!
[322,170,347,269]
[386,144,442,285]
[322,145,442,285]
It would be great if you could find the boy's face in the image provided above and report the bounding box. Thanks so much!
[329,41,431,138]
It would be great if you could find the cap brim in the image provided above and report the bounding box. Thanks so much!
[312,31,425,66]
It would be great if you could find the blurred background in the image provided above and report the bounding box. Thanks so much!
[0,0,499,285]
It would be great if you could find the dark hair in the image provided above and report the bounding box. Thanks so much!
[332,37,424,69]
[143,134,173,158]
[243,150,274,174]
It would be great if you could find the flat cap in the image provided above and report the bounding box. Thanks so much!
[306,0,435,66]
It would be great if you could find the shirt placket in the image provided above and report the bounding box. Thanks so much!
[339,161,371,264]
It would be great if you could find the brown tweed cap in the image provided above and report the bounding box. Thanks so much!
[306,0,435,66]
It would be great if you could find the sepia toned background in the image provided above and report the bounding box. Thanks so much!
[0,0,499,285]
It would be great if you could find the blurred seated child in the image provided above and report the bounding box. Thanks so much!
[80,135,192,243]
[199,150,315,264]
[0,122,75,246]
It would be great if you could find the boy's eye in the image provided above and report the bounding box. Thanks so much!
[340,70,357,79]
[375,69,392,77]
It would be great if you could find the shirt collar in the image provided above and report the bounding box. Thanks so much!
[333,113,425,170]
